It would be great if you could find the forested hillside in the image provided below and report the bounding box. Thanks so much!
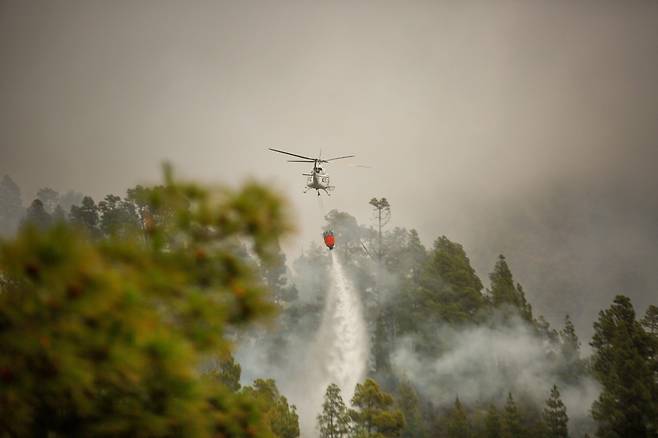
[1,173,657,437]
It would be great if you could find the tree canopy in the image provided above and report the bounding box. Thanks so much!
[0,169,292,437]
[590,295,657,438]
[350,378,404,438]
[243,379,300,438]
[318,383,351,438]
[543,385,569,438]
[489,255,533,321]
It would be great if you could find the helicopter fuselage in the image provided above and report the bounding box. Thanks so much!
[304,164,333,196]
[268,147,354,197]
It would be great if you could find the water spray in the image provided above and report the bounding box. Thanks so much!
[297,251,368,436]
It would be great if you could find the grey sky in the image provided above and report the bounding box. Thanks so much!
[1,1,657,335]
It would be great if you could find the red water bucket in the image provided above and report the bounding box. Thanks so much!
[323,231,335,250]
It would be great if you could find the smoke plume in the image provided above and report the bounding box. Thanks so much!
[391,315,599,433]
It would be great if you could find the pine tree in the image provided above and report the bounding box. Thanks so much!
[445,397,471,438]
[369,197,391,263]
[396,380,425,438]
[514,282,533,321]
[419,236,485,324]
[641,305,658,336]
[69,196,100,238]
[381,227,424,281]
[22,199,52,230]
[542,385,569,438]
[98,194,140,237]
[559,315,585,383]
[590,295,657,437]
[317,383,350,438]
[501,392,524,438]
[489,255,532,320]
[208,354,242,392]
[372,310,392,374]
[36,187,59,213]
[484,404,502,438]
[536,315,559,344]
[0,175,23,235]
[489,255,516,306]
[350,378,405,437]
[243,378,300,438]
[560,315,580,358]
[406,229,427,283]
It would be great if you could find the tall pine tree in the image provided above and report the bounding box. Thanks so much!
[542,385,569,438]
[396,380,425,438]
[69,196,100,238]
[559,315,586,383]
[444,397,471,438]
[317,383,350,438]
[489,255,532,321]
[350,378,404,437]
[641,305,658,336]
[22,199,52,230]
[98,194,140,237]
[590,295,657,437]
[207,354,242,392]
[242,378,300,438]
[419,236,485,323]
[484,404,502,438]
[501,392,524,438]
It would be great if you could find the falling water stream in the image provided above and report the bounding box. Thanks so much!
[318,251,368,392]
[294,250,368,437]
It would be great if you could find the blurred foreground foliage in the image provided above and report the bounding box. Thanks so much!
[0,167,293,437]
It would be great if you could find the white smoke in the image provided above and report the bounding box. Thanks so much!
[391,317,599,433]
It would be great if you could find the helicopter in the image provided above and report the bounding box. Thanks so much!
[269,147,356,196]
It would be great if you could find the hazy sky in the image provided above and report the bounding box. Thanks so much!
[1,1,657,335]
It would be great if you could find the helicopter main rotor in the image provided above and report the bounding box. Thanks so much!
[268,147,355,164]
